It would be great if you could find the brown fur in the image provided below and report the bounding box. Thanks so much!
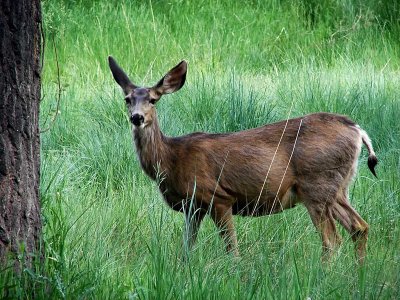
[109,57,377,263]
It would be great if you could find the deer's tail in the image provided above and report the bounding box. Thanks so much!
[359,127,378,178]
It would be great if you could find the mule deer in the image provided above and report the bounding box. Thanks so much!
[108,56,377,262]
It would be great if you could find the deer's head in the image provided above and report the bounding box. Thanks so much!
[108,56,187,128]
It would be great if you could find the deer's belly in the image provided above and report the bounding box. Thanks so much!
[232,188,299,216]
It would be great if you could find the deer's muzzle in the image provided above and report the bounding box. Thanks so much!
[130,114,144,126]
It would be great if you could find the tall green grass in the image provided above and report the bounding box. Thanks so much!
[1,0,400,298]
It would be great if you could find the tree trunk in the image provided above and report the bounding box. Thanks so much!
[0,0,42,265]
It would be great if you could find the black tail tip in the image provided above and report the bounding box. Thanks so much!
[368,155,378,178]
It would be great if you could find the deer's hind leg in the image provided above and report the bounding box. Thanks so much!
[298,178,343,261]
[332,190,369,263]
[332,161,369,263]
[304,201,342,261]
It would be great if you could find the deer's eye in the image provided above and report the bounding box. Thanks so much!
[149,99,156,105]
[124,97,130,104]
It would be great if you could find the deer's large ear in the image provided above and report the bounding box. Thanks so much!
[108,56,136,95]
[152,61,187,97]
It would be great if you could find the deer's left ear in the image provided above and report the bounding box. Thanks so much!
[152,61,187,97]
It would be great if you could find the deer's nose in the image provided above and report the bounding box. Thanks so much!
[130,114,144,126]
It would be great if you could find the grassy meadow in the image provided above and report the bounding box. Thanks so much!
[2,0,400,298]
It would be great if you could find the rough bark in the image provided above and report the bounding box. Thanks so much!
[0,0,42,264]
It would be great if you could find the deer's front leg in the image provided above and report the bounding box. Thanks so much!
[183,206,206,252]
[210,204,239,256]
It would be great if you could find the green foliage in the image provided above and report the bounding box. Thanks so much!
[2,0,400,299]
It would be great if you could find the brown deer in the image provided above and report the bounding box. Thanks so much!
[108,56,377,263]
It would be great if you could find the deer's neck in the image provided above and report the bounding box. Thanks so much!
[133,117,170,181]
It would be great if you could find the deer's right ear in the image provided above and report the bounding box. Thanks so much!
[108,56,136,95]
